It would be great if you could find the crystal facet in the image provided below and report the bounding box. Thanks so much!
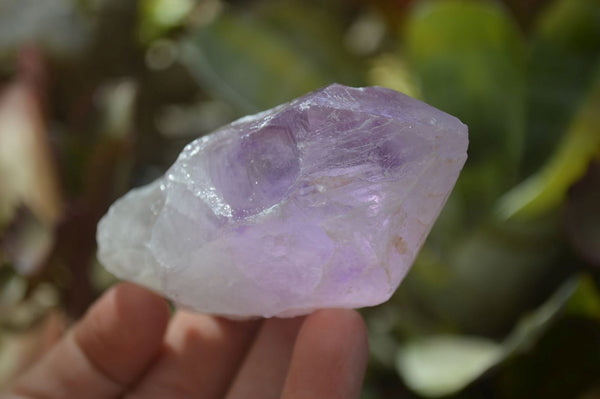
[97,84,468,318]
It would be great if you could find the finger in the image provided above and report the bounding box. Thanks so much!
[11,283,170,399]
[281,309,369,399]
[126,311,261,399]
[225,316,305,399]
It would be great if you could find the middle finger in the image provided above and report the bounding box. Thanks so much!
[125,311,261,399]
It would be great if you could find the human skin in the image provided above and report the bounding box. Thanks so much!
[6,283,369,399]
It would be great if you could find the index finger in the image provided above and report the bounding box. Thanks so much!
[10,283,170,399]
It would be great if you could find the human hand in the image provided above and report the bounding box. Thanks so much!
[8,283,368,398]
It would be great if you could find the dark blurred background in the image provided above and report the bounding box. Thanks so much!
[0,0,599,397]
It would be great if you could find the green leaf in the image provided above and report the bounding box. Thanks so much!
[180,3,363,114]
[396,335,502,397]
[565,274,600,317]
[368,53,421,99]
[251,0,364,86]
[564,161,600,267]
[523,0,600,173]
[502,276,579,353]
[408,215,565,335]
[396,277,580,397]
[497,68,600,219]
[496,278,600,398]
[404,0,526,170]
[138,0,194,43]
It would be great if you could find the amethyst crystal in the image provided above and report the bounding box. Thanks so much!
[97,84,468,318]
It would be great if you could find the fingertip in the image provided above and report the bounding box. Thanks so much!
[129,311,262,398]
[303,308,369,369]
[281,308,369,399]
[307,308,368,343]
[226,316,305,399]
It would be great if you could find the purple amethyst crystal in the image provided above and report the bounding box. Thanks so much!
[97,84,468,318]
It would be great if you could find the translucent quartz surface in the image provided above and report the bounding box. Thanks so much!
[97,84,468,318]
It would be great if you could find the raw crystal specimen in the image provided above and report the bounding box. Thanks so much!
[97,84,468,318]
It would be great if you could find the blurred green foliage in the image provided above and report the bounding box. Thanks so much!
[0,0,599,397]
